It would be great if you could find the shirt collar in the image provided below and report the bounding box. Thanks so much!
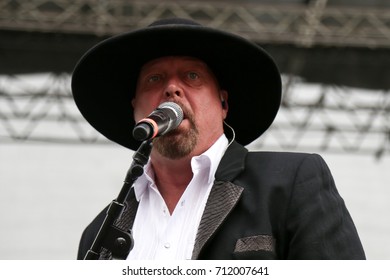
[133,134,229,201]
[190,134,228,185]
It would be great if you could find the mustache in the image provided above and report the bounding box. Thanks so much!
[159,101,197,140]
[170,101,195,125]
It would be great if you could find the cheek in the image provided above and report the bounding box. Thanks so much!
[196,100,224,126]
[131,98,142,122]
[133,108,143,123]
[132,98,156,122]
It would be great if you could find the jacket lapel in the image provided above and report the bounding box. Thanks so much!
[191,141,247,259]
[115,188,139,232]
[191,180,243,259]
[99,188,139,260]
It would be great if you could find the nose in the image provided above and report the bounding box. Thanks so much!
[164,83,183,99]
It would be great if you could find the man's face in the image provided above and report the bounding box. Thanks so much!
[132,56,228,159]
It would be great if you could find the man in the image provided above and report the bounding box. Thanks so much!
[72,18,365,260]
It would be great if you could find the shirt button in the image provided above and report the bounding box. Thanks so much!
[164,243,171,249]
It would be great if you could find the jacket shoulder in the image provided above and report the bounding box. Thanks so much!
[245,150,327,175]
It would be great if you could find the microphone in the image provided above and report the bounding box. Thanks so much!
[132,102,184,141]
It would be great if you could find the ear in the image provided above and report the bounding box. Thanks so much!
[220,90,228,119]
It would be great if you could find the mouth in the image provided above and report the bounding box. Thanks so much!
[174,103,193,127]
[179,106,188,122]
[179,117,188,128]
[175,114,191,131]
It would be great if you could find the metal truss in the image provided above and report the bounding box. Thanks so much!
[0,0,390,48]
[0,0,389,157]
[0,73,101,145]
[250,75,390,159]
[1,74,389,158]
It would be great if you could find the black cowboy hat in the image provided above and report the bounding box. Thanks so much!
[71,18,281,150]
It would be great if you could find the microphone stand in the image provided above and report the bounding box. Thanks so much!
[84,139,153,260]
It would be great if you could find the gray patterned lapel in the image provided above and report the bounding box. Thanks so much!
[191,180,243,259]
[115,188,139,232]
[99,188,139,260]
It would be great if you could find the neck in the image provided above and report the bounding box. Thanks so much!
[150,150,194,214]
[149,133,224,213]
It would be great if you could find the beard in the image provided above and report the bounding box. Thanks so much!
[152,106,198,160]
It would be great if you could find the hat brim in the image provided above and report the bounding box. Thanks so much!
[71,23,281,150]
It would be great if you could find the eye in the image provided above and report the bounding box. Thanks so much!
[187,72,199,80]
[147,75,161,83]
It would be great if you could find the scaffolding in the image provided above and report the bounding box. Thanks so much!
[1,0,389,157]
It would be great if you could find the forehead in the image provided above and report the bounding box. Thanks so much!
[139,56,212,73]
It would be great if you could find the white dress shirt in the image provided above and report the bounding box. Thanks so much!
[127,135,228,260]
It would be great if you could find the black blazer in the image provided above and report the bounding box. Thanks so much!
[78,141,365,260]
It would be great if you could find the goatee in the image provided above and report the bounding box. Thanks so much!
[153,107,198,159]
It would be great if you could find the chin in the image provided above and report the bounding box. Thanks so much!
[154,127,198,159]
